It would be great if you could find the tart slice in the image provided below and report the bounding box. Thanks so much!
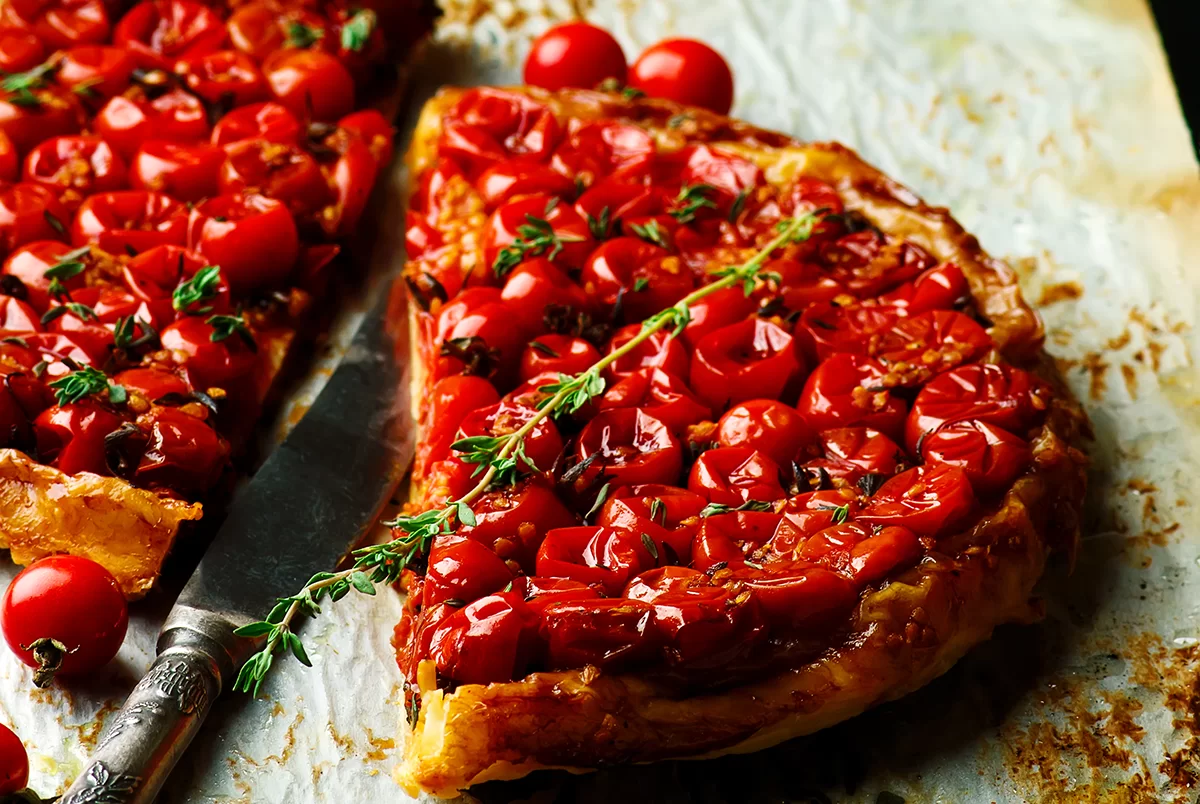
[394,86,1089,796]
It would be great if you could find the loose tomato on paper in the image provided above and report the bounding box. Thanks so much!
[523,22,627,92]
[112,0,225,71]
[186,193,299,294]
[919,419,1032,496]
[628,38,734,114]
[0,722,28,795]
[539,597,661,671]
[688,446,787,507]
[93,89,210,158]
[574,407,683,489]
[715,398,814,468]
[690,318,804,410]
[857,463,977,539]
[71,189,186,255]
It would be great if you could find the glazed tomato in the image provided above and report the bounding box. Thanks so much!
[0,183,71,254]
[210,101,302,150]
[821,234,935,297]
[484,193,594,277]
[641,576,765,666]
[437,296,529,382]
[1,555,128,687]
[919,419,1031,495]
[338,109,395,174]
[33,401,124,475]
[23,135,126,207]
[676,146,762,210]
[93,90,209,158]
[262,48,355,122]
[731,562,857,631]
[598,367,711,436]
[1,240,93,312]
[688,446,786,506]
[540,598,660,671]
[690,509,783,571]
[797,521,922,586]
[128,140,224,202]
[519,334,600,381]
[763,257,844,313]
[428,592,539,684]
[797,301,902,362]
[454,401,564,474]
[797,353,908,441]
[71,190,186,255]
[458,479,578,570]
[499,257,590,323]
[574,178,669,234]
[0,722,28,795]
[111,366,187,401]
[55,44,135,98]
[422,535,515,608]
[134,406,227,493]
[523,22,626,91]
[123,244,228,320]
[536,524,663,596]
[604,324,688,380]
[175,50,267,107]
[0,26,43,73]
[3,0,109,49]
[628,38,734,114]
[872,310,992,377]
[475,161,575,210]
[801,427,903,486]
[433,286,502,343]
[439,88,561,178]
[0,130,16,182]
[598,482,706,561]
[217,140,330,218]
[715,399,814,468]
[681,286,756,348]
[317,131,375,237]
[186,194,299,294]
[690,318,804,410]
[550,122,656,184]
[0,295,40,330]
[159,314,258,393]
[112,0,225,71]
[0,84,84,156]
[574,408,683,489]
[224,0,285,60]
[580,237,694,320]
[19,332,104,375]
[905,363,1048,454]
[766,488,861,557]
[508,576,599,616]
[881,261,969,314]
[857,463,977,538]
[417,374,500,474]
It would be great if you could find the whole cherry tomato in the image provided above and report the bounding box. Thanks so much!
[186,193,299,294]
[598,482,706,561]
[523,22,627,91]
[71,190,187,255]
[3,0,109,49]
[580,237,693,320]
[0,85,85,156]
[458,478,578,571]
[175,50,267,107]
[111,366,187,402]
[716,398,814,468]
[317,131,376,237]
[637,572,765,667]
[905,363,1048,454]
[422,535,515,608]
[574,176,667,229]
[540,598,661,671]
[112,0,225,71]
[439,89,561,178]
[436,295,529,382]
[797,301,901,362]
[0,130,17,182]
[681,286,756,348]
[797,521,922,586]
[604,323,689,380]
[519,334,600,381]
[857,463,977,538]
[0,183,71,255]
[800,426,903,487]
[416,374,500,476]
[134,406,228,493]
[224,0,287,61]
[628,38,734,114]
[33,401,124,475]
[574,407,683,489]
[217,140,331,217]
[0,26,43,73]
[797,353,908,441]
[688,446,786,506]
[598,367,711,436]
[508,576,598,616]
[872,310,992,378]
[690,318,804,410]
[690,509,782,572]
[0,721,28,795]
[499,257,589,323]
[338,109,395,174]
[730,562,857,632]
[128,140,224,202]
[484,193,595,277]
[93,89,210,158]
[159,314,258,393]
[454,401,564,474]
[262,48,355,122]
[428,592,539,684]
[475,161,575,210]
[821,234,935,297]
[919,419,1031,495]
[55,44,136,98]
[123,244,228,319]
[881,261,969,314]
[2,240,93,311]
[210,101,302,150]
[23,135,127,207]
[766,488,860,558]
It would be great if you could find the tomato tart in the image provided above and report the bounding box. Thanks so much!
[394,86,1089,796]
[0,0,434,597]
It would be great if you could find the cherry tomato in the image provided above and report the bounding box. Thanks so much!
[688,446,786,506]
[458,478,578,571]
[676,145,762,211]
[762,257,844,313]
[0,26,44,73]
[112,0,225,71]
[905,363,1048,454]
[919,419,1031,495]
[55,44,136,98]
[821,233,935,297]
[574,176,668,229]
[317,131,375,237]
[797,301,901,362]
[766,488,860,558]
[604,323,688,380]
[857,463,977,538]
[715,399,814,468]
[22,135,126,209]
[436,295,528,383]
[111,365,187,402]
[210,101,302,150]
[33,401,124,475]
[224,0,286,61]
[730,562,857,632]
[628,38,734,114]
[598,482,706,561]
[499,257,589,323]
[338,109,395,174]
[580,237,694,320]
[0,129,16,182]
[797,353,908,441]
[881,261,969,314]
[574,408,683,489]
[175,49,267,107]
[128,140,224,202]
[519,334,599,381]
[159,314,257,393]
[186,193,299,294]
[134,406,228,493]
[123,244,227,320]
[681,286,756,348]
[0,294,40,330]
[598,367,711,436]
[71,190,186,255]
[262,48,355,122]
[537,524,658,596]
[797,521,922,586]
[690,318,804,410]
[801,426,903,487]
[454,401,564,474]
[645,577,765,667]
[428,592,539,684]
[0,722,28,795]
[93,89,209,158]
[523,22,627,91]
[475,161,575,210]
[3,0,109,49]
[872,310,992,378]
[217,140,330,218]
[416,374,500,477]
[19,332,104,375]
[2,240,94,312]
[422,535,515,608]
[439,89,561,178]
[540,597,661,671]
[690,509,782,571]
[0,84,85,156]
[483,192,594,276]
[0,183,71,255]
[508,576,599,616]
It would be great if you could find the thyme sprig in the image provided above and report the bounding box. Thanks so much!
[670,183,717,224]
[232,210,828,694]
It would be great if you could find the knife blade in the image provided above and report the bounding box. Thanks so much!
[57,271,414,804]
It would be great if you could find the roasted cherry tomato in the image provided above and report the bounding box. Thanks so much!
[919,419,1031,495]
[422,535,515,609]
[454,401,564,474]
[458,478,578,571]
[499,257,590,324]
[186,193,299,294]
[3,0,109,49]
[523,21,627,91]
[689,509,782,571]
[715,398,814,468]
[111,366,187,402]
[598,367,711,436]
[1,240,91,311]
[0,26,43,73]
[262,48,355,122]
[223,0,287,60]
[133,406,228,493]
[681,286,756,348]
[475,161,574,210]
[175,49,267,107]
[508,576,599,616]
[1,555,128,687]
[0,129,17,182]
[761,257,843,313]
[881,261,969,314]
[0,294,40,330]
[797,353,908,441]
[0,84,85,156]
[428,592,539,684]
[797,301,901,362]
[159,314,257,393]
[580,237,693,320]
[217,140,331,218]
[484,192,594,276]
[93,89,209,158]
[210,101,302,150]
[857,463,977,538]
[574,407,683,489]
[71,190,186,255]
[540,597,660,671]
[628,38,733,114]
[338,109,395,174]
[820,233,935,297]
[33,401,124,475]
[730,562,857,632]
[905,363,1048,454]
[416,374,500,476]
[439,88,561,178]
[800,426,903,487]
[598,482,706,562]
[797,521,922,586]
[318,131,375,237]
[22,135,127,208]
[604,323,689,380]
[519,334,600,381]
[872,310,992,378]
[112,0,225,71]
[55,44,136,98]
[766,488,860,558]
[0,183,71,254]
[537,525,657,596]
[436,293,528,383]
[688,446,786,506]
[0,721,28,795]
[690,318,804,410]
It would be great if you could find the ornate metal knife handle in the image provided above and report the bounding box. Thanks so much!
[58,607,239,804]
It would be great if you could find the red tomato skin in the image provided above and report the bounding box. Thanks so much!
[0,86,86,156]
[111,366,188,401]
[0,721,28,795]
[56,44,136,98]
[0,129,17,182]
[919,419,1032,495]
[416,374,500,477]
[508,576,600,616]
[112,0,225,71]
[1,555,128,683]
[681,286,757,348]
[158,315,258,393]
[605,323,689,380]
[716,399,814,468]
[262,48,355,122]
[428,592,539,684]
[598,367,712,436]
[857,463,978,539]
[210,101,302,150]
[71,190,187,256]
[519,334,600,381]
[217,140,331,218]
[539,597,661,671]
[905,363,1047,455]
[93,90,210,159]
[797,522,922,586]
[0,26,43,73]
[133,407,228,494]
[580,236,693,321]
[176,49,268,107]
[0,295,40,330]
[23,135,127,207]
[186,194,299,295]
[598,482,707,562]
[440,89,562,178]
[500,257,590,323]
[458,479,579,571]
[523,22,627,91]
[730,563,857,632]
[687,446,787,507]
[129,140,225,202]
[628,38,734,114]
[483,193,595,276]
[690,318,805,410]
[475,161,575,210]
[882,261,969,314]
[797,353,908,441]
[422,536,515,609]
[575,407,684,489]
[338,109,395,174]
[33,402,124,476]
[536,525,657,597]
[0,183,71,255]
[454,401,564,475]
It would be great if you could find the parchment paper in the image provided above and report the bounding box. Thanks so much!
[3,1,1199,801]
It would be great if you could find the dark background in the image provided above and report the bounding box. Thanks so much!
[1150,0,1199,155]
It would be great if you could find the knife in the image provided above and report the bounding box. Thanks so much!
[57,270,415,804]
